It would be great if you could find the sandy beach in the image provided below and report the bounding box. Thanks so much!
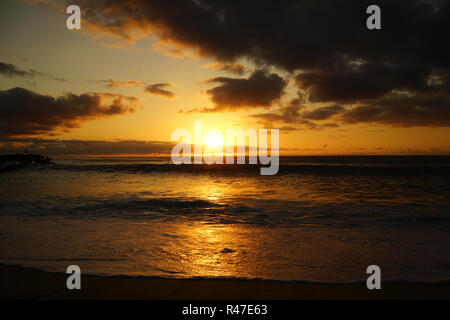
[1,264,449,300]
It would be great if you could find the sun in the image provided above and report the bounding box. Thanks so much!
[203,130,224,148]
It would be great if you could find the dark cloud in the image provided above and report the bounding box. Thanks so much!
[302,105,345,120]
[98,79,143,87]
[193,70,287,112]
[249,104,302,125]
[340,94,450,126]
[203,62,247,75]
[249,103,341,131]
[0,61,67,82]
[0,138,174,156]
[0,61,38,78]
[295,62,438,104]
[249,94,342,129]
[64,1,450,69]
[0,87,139,137]
[252,92,450,127]
[143,83,175,98]
[44,0,450,126]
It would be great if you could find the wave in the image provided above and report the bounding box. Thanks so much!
[8,162,450,177]
[1,262,450,284]
[2,195,449,229]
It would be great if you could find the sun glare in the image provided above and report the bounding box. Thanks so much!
[203,130,224,148]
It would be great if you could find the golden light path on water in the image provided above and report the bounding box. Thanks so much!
[0,157,449,281]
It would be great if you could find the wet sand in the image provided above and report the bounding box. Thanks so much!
[1,264,449,300]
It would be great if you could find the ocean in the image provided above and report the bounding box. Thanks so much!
[0,156,449,282]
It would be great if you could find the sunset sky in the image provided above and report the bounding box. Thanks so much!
[1,0,449,155]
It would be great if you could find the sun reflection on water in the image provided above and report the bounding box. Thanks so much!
[165,222,244,278]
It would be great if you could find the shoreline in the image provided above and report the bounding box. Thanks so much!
[1,264,449,300]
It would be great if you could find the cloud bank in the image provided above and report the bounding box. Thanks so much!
[0,87,139,137]
[0,138,174,156]
[35,0,450,127]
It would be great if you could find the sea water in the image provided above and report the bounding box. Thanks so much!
[0,156,449,282]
